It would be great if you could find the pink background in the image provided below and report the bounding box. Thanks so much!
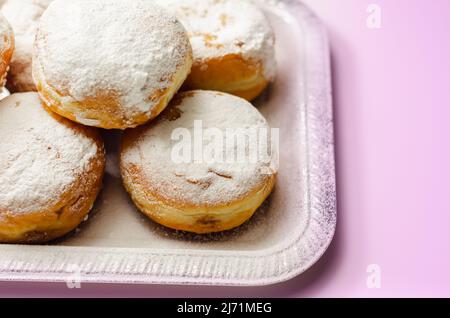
[1,0,449,297]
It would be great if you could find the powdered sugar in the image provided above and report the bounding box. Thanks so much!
[34,0,191,114]
[2,0,53,92]
[0,93,98,214]
[123,91,276,206]
[2,0,51,36]
[0,12,11,42]
[155,0,276,79]
[0,0,336,286]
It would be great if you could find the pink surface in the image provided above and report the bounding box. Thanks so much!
[1,0,449,297]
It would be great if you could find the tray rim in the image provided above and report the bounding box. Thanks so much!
[0,0,336,287]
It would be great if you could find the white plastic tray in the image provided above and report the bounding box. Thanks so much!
[0,0,336,286]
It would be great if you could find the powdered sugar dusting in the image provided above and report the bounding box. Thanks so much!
[2,0,53,92]
[0,0,336,286]
[0,93,98,214]
[155,0,276,79]
[0,12,11,41]
[34,0,191,114]
[2,0,51,36]
[123,91,276,206]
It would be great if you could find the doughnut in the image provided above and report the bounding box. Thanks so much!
[120,90,277,234]
[0,92,105,243]
[33,0,193,129]
[0,12,13,88]
[155,0,276,100]
[1,0,53,92]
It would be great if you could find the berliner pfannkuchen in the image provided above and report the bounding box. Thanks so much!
[33,0,193,129]
[0,12,13,88]
[120,90,277,234]
[0,92,105,243]
[155,0,276,101]
[1,0,53,92]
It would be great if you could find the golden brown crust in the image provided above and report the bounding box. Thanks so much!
[0,109,106,244]
[120,159,275,233]
[0,14,14,87]
[33,52,193,130]
[183,54,270,101]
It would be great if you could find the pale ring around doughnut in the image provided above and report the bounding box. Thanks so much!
[33,0,193,129]
[155,0,277,101]
[120,90,277,234]
[0,12,14,87]
[0,93,105,243]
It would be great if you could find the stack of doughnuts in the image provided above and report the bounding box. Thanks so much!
[0,0,278,242]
